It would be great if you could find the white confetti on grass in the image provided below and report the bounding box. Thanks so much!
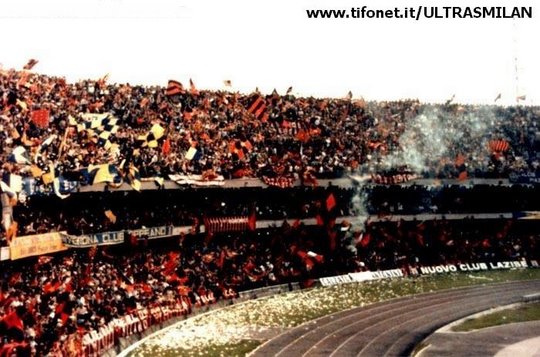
[131,270,540,357]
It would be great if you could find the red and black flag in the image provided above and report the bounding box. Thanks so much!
[229,139,252,160]
[489,139,510,153]
[0,342,29,356]
[248,211,256,231]
[1,310,24,335]
[455,154,468,181]
[31,108,50,128]
[163,252,180,276]
[97,73,109,88]
[326,193,336,211]
[358,232,372,248]
[166,80,184,96]
[189,78,199,95]
[23,58,38,70]
[247,95,268,122]
[162,138,171,155]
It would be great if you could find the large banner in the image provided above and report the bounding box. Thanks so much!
[62,231,125,248]
[320,269,403,287]
[0,247,10,261]
[513,211,540,220]
[62,226,177,247]
[319,260,537,287]
[172,226,193,236]
[409,260,533,275]
[509,172,540,184]
[169,174,225,187]
[130,225,174,241]
[10,232,67,260]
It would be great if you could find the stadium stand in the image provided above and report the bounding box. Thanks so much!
[1,69,538,188]
[0,67,539,355]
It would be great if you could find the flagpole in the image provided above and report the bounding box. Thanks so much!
[512,20,521,105]
[57,124,70,161]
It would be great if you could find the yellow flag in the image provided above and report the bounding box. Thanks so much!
[42,172,54,185]
[30,165,44,178]
[150,124,165,139]
[104,210,117,224]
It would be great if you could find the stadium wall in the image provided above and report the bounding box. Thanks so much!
[4,212,540,261]
[113,262,538,357]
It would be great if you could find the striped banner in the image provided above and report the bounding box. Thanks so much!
[262,176,296,188]
[489,139,510,152]
[247,96,268,121]
[203,216,254,234]
[166,80,184,96]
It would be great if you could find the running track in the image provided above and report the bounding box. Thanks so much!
[250,280,540,357]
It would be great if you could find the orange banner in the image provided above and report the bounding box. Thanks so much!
[10,232,67,260]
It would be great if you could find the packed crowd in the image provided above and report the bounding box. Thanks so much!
[367,184,540,214]
[352,219,539,271]
[1,218,538,355]
[0,222,340,356]
[0,183,538,244]
[2,186,351,241]
[1,68,539,191]
[1,65,539,356]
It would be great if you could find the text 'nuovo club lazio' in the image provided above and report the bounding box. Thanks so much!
[319,260,537,287]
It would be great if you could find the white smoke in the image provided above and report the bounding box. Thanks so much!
[350,105,502,236]
[380,106,500,174]
[350,186,369,231]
